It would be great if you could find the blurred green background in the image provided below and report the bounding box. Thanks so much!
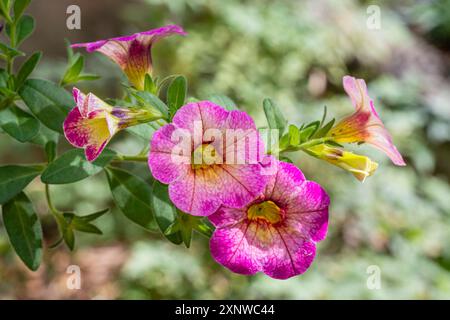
[1,0,450,299]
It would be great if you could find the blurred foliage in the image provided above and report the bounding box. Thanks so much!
[1,0,450,299]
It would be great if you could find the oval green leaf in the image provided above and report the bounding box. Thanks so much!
[151,181,183,245]
[0,105,40,142]
[41,148,116,184]
[19,78,73,133]
[2,192,43,271]
[0,165,42,205]
[106,167,157,231]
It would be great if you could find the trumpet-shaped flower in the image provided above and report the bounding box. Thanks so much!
[71,25,187,90]
[148,101,269,216]
[209,159,329,279]
[64,88,161,161]
[328,76,406,166]
[307,144,378,182]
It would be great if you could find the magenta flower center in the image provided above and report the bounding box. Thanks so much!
[247,200,284,225]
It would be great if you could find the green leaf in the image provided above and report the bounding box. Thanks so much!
[0,42,24,58]
[106,167,157,231]
[13,0,31,19]
[44,140,57,162]
[263,98,287,137]
[167,75,187,118]
[19,78,73,133]
[2,192,43,270]
[75,73,100,82]
[193,218,215,238]
[71,218,102,235]
[15,51,42,88]
[63,226,75,250]
[30,124,59,146]
[288,124,300,146]
[78,208,109,222]
[0,105,40,142]
[207,94,237,110]
[144,74,157,94]
[130,90,168,118]
[14,14,35,45]
[299,121,320,143]
[61,55,84,85]
[127,122,157,141]
[41,148,116,184]
[314,118,335,139]
[0,165,42,204]
[151,181,183,245]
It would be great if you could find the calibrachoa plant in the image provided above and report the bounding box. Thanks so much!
[0,1,405,278]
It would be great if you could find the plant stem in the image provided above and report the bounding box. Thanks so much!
[115,154,148,162]
[6,21,17,74]
[45,184,59,216]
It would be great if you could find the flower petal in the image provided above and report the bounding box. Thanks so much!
[262,231,316,280]
[63,107,89,148]
[210,220,263,275]
[172,101,229,138]
[169,163,267,216]
[286,181,330,242]
[148,124,191,184]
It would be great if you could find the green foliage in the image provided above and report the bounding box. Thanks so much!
[0,105,40,142]
[15,51,41,88]
[167,75,187,118]
[2,192,43,270]
[106,167,157,231]
[41,149,116,184]
[207,94,238,110]
[151,181,183,245]
[263,98,287,137]
[60,43,100,86]
[19,79,72,133]
[0,165,42,204]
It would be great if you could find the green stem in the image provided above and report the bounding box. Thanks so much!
[45,184,59,216]
[6,21,17,74]
[275,137,333,155]
[115,154,148,162]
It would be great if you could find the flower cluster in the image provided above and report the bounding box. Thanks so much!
[64,25,405,279]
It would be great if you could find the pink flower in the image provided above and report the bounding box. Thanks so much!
[328,76,406,166]
[208,159,329,279]
[71,25,187,90]
[148,101,269,216]
[64,88,161,161]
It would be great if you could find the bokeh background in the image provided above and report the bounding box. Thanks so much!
[1,0,450,299]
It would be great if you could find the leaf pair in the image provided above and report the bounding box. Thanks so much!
[53,209,108,251]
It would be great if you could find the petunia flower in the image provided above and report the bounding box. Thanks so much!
[328,76,406,166]
[64,88,162,162]
[307,144,378,182]
[71,25,187,90]
[208,158,329,279]
[148,101,269,216]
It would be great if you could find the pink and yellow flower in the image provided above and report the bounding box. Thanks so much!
[208,159,329,279]
[328,76,406,166]
[148,101,269,216]
[71,25,187,90]
[64,88,161,162]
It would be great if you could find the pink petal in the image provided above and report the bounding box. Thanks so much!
[262,234,316,280]
[63,107,89,148]
[148,124,191,184]
[210,221,263,275]
[172,101,229,138]
[169,163,267,216]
